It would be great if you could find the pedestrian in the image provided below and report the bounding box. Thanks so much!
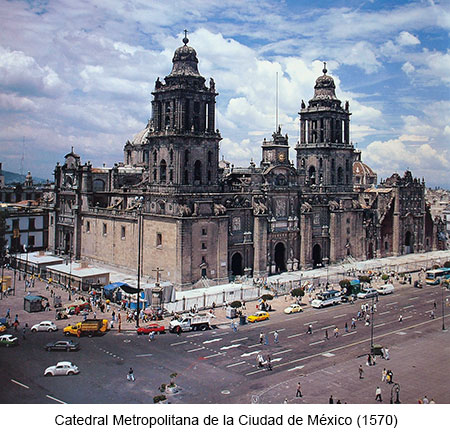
[433,301,437,309]
[127,367,135,381]
[430,310,435,319]
[296,382,302,398]
[274,330,279,343]
[22,326,26,340]
[382,368,387,382]
[398,314,403,323]
[334,327,339,338]
[93,311,97,319]
[344,322,348,333]
[112,311,116,322]
[266,354,272,371]
[5,308,10,319]
[264,333,269,345]
[367,354,372,366]
[359,365,364,379]
[351,317,356,329]
[324,329,329,340]
[375,386,382,402]
[259,332,264,344]
[233,321,238,332]
[118,320,122,333]
[422,396,429,404]
[110,318,114,329]
[384,348,390,360]
[329,395,334,404]
[307,324,313,335]
[284,397,288,404]
[148,331,155,342]
[257,354,264,368]
[372,354,376,366]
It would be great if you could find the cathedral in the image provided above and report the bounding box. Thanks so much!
[48,35,440,290]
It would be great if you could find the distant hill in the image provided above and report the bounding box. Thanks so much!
[1,169,48,185]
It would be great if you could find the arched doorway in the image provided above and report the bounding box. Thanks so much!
[405,231,413,254]
[312,244,322,268]
[274,242,286,273]
[368,242,374,259]
[231,252,243,276]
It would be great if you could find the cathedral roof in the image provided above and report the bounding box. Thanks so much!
[131,124,150,145]
[167,34,201,78]
[353,160,377,178]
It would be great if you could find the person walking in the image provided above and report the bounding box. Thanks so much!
[344,322,348,333]
[375,386,382,402]
[296,382,302,398]
[382,368,387,382]
[329,395,334,404]
[398,314,403,323]
[127,367,135,382]
[148,331,155,342]
[359,365,364,379]
[422,396,429,404]
[264,333,269,345]
[274,330,279,344]
[259,332,264,344]
[351,317,356,329]
[334,327,339,338]
[324,329,329,340]
[430,310,435,319]
[266,354,272,371]
[384,348,390,360]
[307,324,313,335]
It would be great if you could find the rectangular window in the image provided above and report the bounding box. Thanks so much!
[202,228,207,236]
[156,233,162,247]
[201,242,207,250]
[28,218,35,231]
[86,221,90,233]
[103,223,107,236]
[121,226,126,239]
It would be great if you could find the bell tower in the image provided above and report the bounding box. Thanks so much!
[144,32,221,190]
[296,63,354,192]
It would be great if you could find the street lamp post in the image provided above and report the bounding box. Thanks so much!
[136,197,143,328]
[24,245,29,294]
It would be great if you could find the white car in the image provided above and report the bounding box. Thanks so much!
[284,304,303,314]
[377,284,395,295]
[44,361,79,376]
[31,321,58,332]
[357,288,378,299]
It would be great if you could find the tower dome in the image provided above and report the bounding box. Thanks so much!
[167,34,201,77]
[310,62,340,105]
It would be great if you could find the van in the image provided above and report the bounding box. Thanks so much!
[377,284,395,295]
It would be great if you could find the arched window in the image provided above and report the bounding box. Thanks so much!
[169,149,174,163]
[153,150,157,163]
[337,167,343,184]
[160,160,167,182]
[194,160,202,185]
[308,166,316,185]
[184,150,190,165]
[93,179,105,192]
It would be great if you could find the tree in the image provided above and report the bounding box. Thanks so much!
[339,279,351,290]
[443,261,450,268]
[358,275,371,285]
[290,287,305,298]
[260,294,274,301]
[230,300,242,308]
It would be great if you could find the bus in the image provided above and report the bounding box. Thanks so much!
[425,268,450,285]
[311,290,342,308]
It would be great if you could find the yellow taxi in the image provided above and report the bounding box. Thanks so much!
[247,311,270,323]
[0,325,6,333]
[284,304,303,314]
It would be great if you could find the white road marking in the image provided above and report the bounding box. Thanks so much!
[374,323,386,328]
[272,349,292,356]
[397,332,407,336]
[287,365,304,372]
[170,341,187,346]
[203,353,223,359]
[403,315,413,320]
[269,328,286,333]
[135,353,153,357]
[226,361,246,368]
[379,311,391,315]
[187,347,205,353]
[248,343,261,348]
[310,340,325,346]
[246,369,265,376]
[321,325,335,330]
[46,395,66,404]
[342,331,357,336]
[304,321,318,325]
[409,296,420,300]
[333,314,347,319]
[241,350,260,357]
[403,305,414,309]
[187,333,203,338]
[203,338,222,344]
[287,333,302,339]
[322,352,335,357]
[11,379,29,389]
[271,358,282,362]
[233,337,248,342]
[386,302,398,306]
[220,344,241,350]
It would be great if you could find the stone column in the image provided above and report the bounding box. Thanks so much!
[253,215,268,278]
[300,213,312,268]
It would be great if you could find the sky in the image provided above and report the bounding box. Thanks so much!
[0,0,449,188]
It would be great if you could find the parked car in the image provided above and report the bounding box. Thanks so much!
[45,340,80,351]
[247,311,270,323]
[284,304,303,314]
[0,334,18,347]
[0,324,6,333]
[377,284,395,295]
[137,323,166,335]
[31,321,58,332]
[357,288,378,299]
[44,361,79,376]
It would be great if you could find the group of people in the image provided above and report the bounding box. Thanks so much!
[256,353,272,371]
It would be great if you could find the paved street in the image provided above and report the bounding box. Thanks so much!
[0,267,449,404]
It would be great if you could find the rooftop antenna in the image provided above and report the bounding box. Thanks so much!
[275,71,279,132]
[20,136,25,176]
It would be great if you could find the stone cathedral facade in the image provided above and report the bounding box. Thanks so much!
[48,36,440,290]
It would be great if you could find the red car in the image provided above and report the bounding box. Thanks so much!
[137,324,166,335]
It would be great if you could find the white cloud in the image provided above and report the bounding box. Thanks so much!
[396,31,420,46]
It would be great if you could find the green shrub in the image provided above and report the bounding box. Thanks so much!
[230,300,242,308]
[153,394,167,403]
[290,287,305,298]
[261,294,274,301]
